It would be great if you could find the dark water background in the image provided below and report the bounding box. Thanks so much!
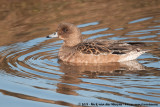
[0,0,160,107]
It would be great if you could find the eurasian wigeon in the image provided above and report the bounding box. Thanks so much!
[47,23,147,63]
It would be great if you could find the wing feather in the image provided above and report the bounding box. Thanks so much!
[74,40,145,55]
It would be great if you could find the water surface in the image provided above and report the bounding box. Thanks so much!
[0,0,160,107]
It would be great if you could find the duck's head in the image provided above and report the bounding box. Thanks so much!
[47,23,82,46]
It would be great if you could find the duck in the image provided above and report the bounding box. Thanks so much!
[46,23,147,64]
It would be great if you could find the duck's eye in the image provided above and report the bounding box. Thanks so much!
[62,27,68,33]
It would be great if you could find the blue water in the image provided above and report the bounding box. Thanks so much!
[0,1,160,107]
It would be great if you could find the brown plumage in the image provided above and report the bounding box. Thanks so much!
[47,23,148,63]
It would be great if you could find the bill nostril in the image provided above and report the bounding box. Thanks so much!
[46,35,50,38]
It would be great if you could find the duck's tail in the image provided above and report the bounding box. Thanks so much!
[118,50,149,62]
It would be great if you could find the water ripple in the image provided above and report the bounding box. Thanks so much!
[128,17,153,24]
[0,19,160,106]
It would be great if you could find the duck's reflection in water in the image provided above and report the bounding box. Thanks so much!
[56,60,145,95]
[59,60,145,74]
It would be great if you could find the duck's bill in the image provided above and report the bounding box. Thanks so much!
[46,32,58,38]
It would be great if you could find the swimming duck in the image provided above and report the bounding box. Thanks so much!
[47,23,147,63]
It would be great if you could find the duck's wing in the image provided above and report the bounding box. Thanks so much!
[75,41,110,55]
[107,41,144,54]
[75,40,145,55]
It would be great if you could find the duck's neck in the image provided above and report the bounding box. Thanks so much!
[58,38,82,59]
[63,35,82,47]
[64,39,81,47]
